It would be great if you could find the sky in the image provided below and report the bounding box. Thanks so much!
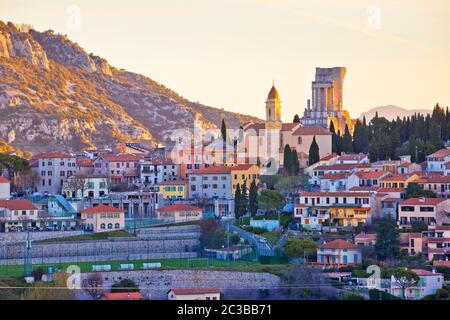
[1,0,450,121]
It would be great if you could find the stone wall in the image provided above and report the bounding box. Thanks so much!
[79,270,281,300]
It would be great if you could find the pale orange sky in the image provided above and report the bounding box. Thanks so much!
[1,0,450,121]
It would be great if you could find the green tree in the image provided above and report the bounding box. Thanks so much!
[259,174,282,190]
[284,239,318,260]
[353,119,369,153]
[290,149,300,176]
[388,268,419,299]
[375,215,400,260]
[283,144,292,175]
[249,179,258,217]
[241,180,248,216]
[274,176,308,196]
[342,124,353,153]
[257,189,286,213]
[234,184,243,219]
[406,182,437,198]
[308,136,320,166]
[329,121,340,154]
[293,114,300,123]
[111,279,140,293]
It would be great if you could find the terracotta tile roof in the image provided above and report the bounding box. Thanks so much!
[416,176,450,184]
[101,154,143,162]
[356,171,390,179]
[103,292,144,300]
[156,180,188,186]
[243,122,265,132]
[400,197,448,206]
[435,225,450,231]
[349,186,381,192]
[411,269,442,277]
[157,204,202,212]
[80,205,125,214]
[338,153,368,161]
[192,166,233,175]
[231,164,259,171]
[301,191,373,197]
[377,188,406,193]
[0,177,10,183]
[380,173,417,182]
[314,164,360,171]
[293,125,331,136]
[321,172,352,180]
[427,148,450,159]
[355,233,377,240]
[169,288,220,295]
[0,200,37,210]
[75,158,93,167]
[33,152,74,159]
[320,153,337,161]
[319,239,357,249]
[281,123,300,131]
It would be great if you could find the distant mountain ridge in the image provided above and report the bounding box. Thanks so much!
[359,105,432,121]
[0,21,262,154]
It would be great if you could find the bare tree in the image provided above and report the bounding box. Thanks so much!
[65,174,89,199]
[82,273,104,300]
[12,171,40,194]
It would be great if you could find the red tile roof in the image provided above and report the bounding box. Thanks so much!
[156,180,188,186]
[169,288,220,295]
[355,233,377,240]
[0,200,37,210]
[80,205,125,214]
[192,166,233,175]
[338,153,368,161]
[301,191,373,197]
[321,172,352,180]
[293,126,331,136]
[427,148,450,159]
[400,198,448,206]
[320,153,338,161]
[411,269,442,277]
[75,158,93,167]
[0,177,10,183]
[103,292,144,300]
[33,152,74,159]
[377,188,406,193]
[320,239,357,249]
[101,154,143,162]
[356,171,390,179]
[281,123,300,131]
[416,176,450,184]
[157,204,202,212]
[314,164,360,171]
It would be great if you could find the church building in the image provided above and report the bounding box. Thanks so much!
[242,84,332,169]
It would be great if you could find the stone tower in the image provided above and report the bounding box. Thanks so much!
[265,84,282,130]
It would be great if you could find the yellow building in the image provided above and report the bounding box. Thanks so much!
[329,207,372,227]
[379,173,419,189]
[230,164,261,195]
[154,181,189,200]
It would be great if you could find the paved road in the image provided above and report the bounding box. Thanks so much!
[226,222,275,257]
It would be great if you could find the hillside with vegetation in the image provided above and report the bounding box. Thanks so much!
[0,21,261,154]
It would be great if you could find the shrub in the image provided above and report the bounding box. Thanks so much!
[369,289,400,300]
[436,288,448,299]
[31,267,45,281]
[111,279,139,293]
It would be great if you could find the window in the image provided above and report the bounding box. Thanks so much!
[107,223,113,229]
[298,137,302,144]
[100,223,106,229]
[115,223,120,229]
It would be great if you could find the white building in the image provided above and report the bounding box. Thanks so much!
[317,239,362,266]
[0,199,39,232]
[32,152,78,195]
[0,177,10,200]
[167,288,221,300]
[427,148,450,172]
[294,204,329,231]
[139,159,180,185]
[189,166,233,200]
[391,269,443,299]
[62,174,109,199]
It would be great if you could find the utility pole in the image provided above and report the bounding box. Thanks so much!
[227,222,231,269]
[24,219,32,278]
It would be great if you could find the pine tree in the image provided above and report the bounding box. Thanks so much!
[293,114,300,123]
[308,136,320,165]
[342,124,353,153]
[249,179,258,217]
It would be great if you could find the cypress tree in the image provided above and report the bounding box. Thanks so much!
[293,114,301,123]
[234,184,242,219]
[249,179,258,217]
[291,149,300,176]
[308,136,320,165]
[330,121,339,154]
[283,144,292,175]
[353,119,369,153]
[241,181,248,216]
[342,124,353,153]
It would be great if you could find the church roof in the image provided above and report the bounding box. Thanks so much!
[267,85,280,100]
[292,126,331,136]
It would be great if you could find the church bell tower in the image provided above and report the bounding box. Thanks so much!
[265,83,282,130]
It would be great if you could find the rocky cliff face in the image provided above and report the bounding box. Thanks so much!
[0,21,261,154]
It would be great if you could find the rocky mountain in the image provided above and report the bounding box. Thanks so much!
[359,105,432,121]
[0,21,261,154]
